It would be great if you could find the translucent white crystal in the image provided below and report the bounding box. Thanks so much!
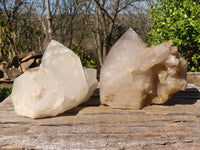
[100,28,187,109]
[11,40,98,118]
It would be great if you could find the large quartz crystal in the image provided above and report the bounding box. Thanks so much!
[100,28,187,109]
[11,40,98,118]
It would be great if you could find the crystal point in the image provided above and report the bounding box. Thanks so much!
[100,29,187,109]
[11,40,98,118]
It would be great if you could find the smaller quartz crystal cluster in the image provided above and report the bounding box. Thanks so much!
[10,40,98,118]
[100,28,187,109]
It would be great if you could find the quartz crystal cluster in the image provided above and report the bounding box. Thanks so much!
[100,28,187,109]
[11,40,98,118]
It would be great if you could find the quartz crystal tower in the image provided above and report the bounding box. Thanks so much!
[100,28,187,109]
[11,40,98,118]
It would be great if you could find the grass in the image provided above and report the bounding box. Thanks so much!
[0,88,12,103]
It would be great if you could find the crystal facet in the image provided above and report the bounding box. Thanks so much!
[11,40,98,118]
[100,28,187,109]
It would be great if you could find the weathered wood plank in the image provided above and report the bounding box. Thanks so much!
[0,87,200,149]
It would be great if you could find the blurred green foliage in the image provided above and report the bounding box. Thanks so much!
[147,0,200,72]
[33,28,42,37]
[70,44,96,68]
[0,88,12,103]
[0,17,14,60]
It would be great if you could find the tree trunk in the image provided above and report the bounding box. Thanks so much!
[46,0,53,43]
[95,3,103,66]
[102,39,107,63]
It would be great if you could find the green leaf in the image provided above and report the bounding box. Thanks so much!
[146,0,200,72]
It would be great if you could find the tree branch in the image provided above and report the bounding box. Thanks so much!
[93,0,115,23]
[2,0,10,19]
[33,0,47,34]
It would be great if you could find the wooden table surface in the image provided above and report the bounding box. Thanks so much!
[1,85,200,149]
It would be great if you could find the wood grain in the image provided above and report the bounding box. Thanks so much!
[0,87,200,149]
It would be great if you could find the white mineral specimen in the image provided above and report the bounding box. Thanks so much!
[100,28,187,109]
[11,40,98,118]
